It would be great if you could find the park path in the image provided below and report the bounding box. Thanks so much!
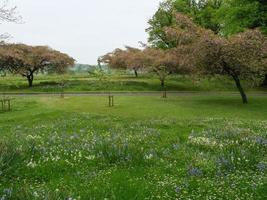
[1,91,267,97]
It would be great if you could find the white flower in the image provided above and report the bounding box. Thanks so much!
[145,154,153,160]
[85,155,95,160]
[27,160,37,168]
[33,191,39,197]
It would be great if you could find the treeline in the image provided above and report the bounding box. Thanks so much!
[100,0,267,104]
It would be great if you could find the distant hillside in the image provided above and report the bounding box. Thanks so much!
[68,64,109,73]
[68,64,94,73]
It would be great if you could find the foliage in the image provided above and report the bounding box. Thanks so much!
[193,28,267,103]
[146,0,222,48]
[147,0,267,86]
[217,0,267,36]
[100,48,127,70]
[146,0,176,49]
[147,0,267,43]
[101,46,145,77]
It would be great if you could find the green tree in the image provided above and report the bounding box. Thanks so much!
[146,0,175,49]
[216,0,267,85]
[217,0,267,36]
[146,0,222,48]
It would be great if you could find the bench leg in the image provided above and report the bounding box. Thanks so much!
[8,100,10,111]
[109,96,114,107]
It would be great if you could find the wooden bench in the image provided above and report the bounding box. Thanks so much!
[0,97,12,112]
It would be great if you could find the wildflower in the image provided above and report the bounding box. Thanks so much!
[254,136,267,146]
[216,156,233,171]
[256,162,266,172]
[172,144,179,150]
[145,154,153,160]
[188,167,203,177]
[85,155,95,160]
[27,160,37,168]
[175,186,181,193]
[1,188,12,199]
[33,191,39,198]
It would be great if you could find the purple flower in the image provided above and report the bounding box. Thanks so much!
[172,144,179,150]
[175,186,181,193]
[254,137,267,146]
[188,167,203,177]
[216,156,233,171]
[256,162,266,172]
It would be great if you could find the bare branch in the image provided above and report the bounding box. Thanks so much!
[0,0,21,23]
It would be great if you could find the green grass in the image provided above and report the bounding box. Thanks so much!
[0,73,265,93]
[0,95,266,199]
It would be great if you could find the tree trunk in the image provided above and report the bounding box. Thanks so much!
[232,75,248,104]
[160,79,165,88]
[27,74,34,87]
[134,69,138,78]
[262,74,267,87]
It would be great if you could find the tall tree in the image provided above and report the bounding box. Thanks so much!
[194,29,267,104]
[165,13,267,103]
[0,44,75,87]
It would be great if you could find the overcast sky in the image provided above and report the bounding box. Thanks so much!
[1,0,161,64]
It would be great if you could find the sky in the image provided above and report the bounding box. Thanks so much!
[1,0,161,64]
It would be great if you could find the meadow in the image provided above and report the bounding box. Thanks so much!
[1,0,267,199]
[0,94,266,199]
[0,73,265,93]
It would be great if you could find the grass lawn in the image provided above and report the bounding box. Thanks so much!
[0,95,266,199]
[1,74,266,93]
